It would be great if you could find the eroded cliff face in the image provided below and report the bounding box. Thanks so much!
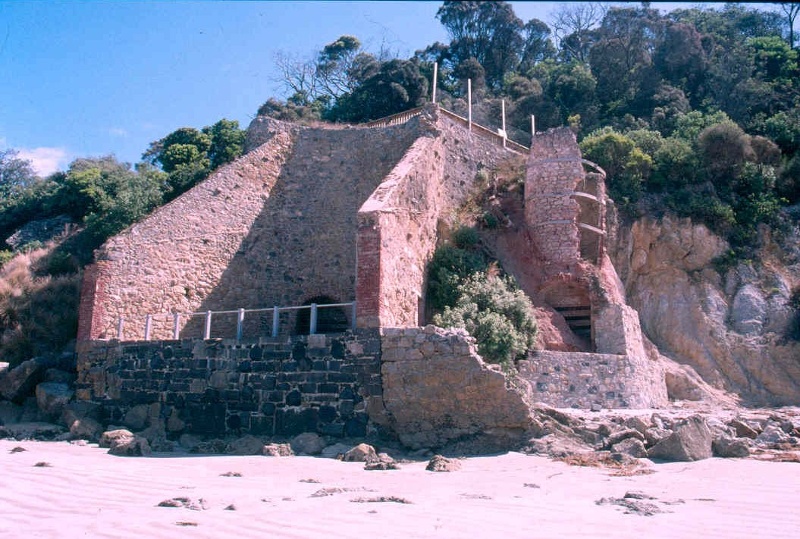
[610,214,800,405]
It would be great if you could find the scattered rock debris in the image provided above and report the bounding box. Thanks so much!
[33,461,51,467]
[157,497,208,511]
[220,471,242,477]
[351,496,412,504]
[595,492,669,516]
[426,455,461,472]
[10,446,26,453]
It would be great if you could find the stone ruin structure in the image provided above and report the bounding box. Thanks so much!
[76,104,667,447]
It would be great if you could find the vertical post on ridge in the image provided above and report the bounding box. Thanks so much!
[272,306,280,338]
[204,311,212,340]
[173,313,180,340]
[502,99,507,148]
[117,317,124,340]
[432,62,438,103]
[309,303,318,335]
[351,302,357,331]
[144,314,152,341]
[468,78,472,132]
[236,308,245,342]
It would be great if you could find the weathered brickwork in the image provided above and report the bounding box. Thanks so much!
[380,326,533,449]
[526,128,584,273]
[356,105,525,328]
[518,350,667,409]
[79,127,298,341]
[76,331,383,438]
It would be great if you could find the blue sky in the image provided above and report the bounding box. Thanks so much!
[0,1,783,176]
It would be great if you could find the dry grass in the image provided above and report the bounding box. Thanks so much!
[0,244,81,367]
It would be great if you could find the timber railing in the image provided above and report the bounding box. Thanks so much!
[115,301,357,342]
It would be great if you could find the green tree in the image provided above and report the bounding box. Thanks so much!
[145,127,211,174]
[580,128,652,207]
[57,156,163,241]
[436,1,524,89]
[0,149,38,202]
[327,59,428,122]
[202,119,246,170]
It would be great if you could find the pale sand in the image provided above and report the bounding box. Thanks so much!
[1,440,798,538]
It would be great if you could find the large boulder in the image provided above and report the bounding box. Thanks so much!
[0,357,52,403]
[290,432,325,455]
[755,424,793,446]
[108,435,152,457]
[227,435,265,455]
[99,428,135,448]
[712,435,751,458]
[343,443,378,463]
[612,438,648,458]
[0,401,23,425]
[69,417,104,441]
[262,443,294,457]
[35,383,74,420]
[426,455,462,472]
[647,415,712,462]
[122,405,149,431]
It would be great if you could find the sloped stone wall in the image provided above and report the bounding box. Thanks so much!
[78,126,297,341]
[79,117,423,341]
[356,106,526,328]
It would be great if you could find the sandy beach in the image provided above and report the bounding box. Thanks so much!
[1,440,798,539]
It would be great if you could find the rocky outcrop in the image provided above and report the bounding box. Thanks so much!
[0,358,51,403]
[647,415,713,461]
[611,215,800,405]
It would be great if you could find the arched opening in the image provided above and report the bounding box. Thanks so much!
[294,295,351,335]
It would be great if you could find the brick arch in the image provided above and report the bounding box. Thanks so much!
[295,295,351,335]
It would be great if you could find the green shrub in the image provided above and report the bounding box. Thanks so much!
[433,273,537,366]
[426,244,487,312]
[451,226,480,249]
[0,250,12,268]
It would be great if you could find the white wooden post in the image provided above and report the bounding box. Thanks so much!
[468,78,472,132]
[117,317,124,340]
[309,303,318,335]
[204,310,212,340]
[432,62,438,103]
[144,314,152,341]
[531,115,536,140]
[172,313,180,339]
[502,99,507,148]
[236,308,245,341]
[272,306,280,338]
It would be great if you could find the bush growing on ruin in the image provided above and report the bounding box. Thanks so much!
[427,238,487,312]
[433,272,537,366]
